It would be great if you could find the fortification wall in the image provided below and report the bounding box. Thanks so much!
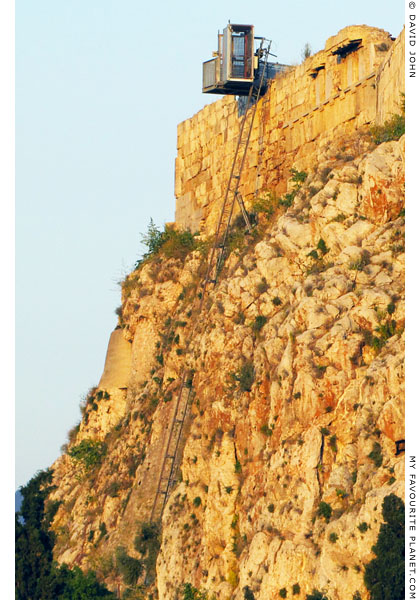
[376,28,405,123]
[98,329,132,390]
[175,25,404,234]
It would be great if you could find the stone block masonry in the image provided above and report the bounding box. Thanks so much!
[175,25,405,234]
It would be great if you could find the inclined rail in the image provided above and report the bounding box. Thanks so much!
[149,39,272,524]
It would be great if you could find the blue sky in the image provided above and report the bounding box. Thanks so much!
[15,0,404,489]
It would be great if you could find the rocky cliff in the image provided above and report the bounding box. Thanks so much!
[48,25,405,600]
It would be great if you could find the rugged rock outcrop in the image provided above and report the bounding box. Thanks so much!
[49,128,404,599]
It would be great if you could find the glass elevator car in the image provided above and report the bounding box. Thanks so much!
[203,24,257,95]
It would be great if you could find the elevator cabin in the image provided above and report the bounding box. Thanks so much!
[203,24,258,95]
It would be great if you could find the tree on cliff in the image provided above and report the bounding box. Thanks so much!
[364,493,404,600]
[301,43,312,60]
[15,469,116,599]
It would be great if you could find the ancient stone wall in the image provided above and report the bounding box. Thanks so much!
[376,27,405,123]
[175,25,404,234]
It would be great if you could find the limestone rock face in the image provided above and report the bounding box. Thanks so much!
[48,132,404,600]
[46,23,404,600]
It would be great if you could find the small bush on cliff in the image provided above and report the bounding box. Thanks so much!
[252,315,268,333]
[134,521,161,583]
[252,169,307,219]
[260,423,273,437]
[364,494,404,600]
[182,583,210,600]
[66,422,80,446]
[115,546,143,586]
[68,439,107,471]
[370,112,405,145]
[232,361,255,392]
[368,442,383,468]
[135,219,197,267]
[349,250,370,271]
[306,590,328,600]
[252,192,279,218]
[301,43,312,60]
[358,522,369,533]
[244,586,255,600]
[317,501,332,522]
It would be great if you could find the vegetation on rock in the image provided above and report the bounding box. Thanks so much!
[135,219,198,267]
[68,438,107,472]
[370,95,405,145]
[15,470,116,599]
[364,494,404,600]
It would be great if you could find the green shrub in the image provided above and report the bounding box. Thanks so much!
[244,586,255,600]
[317,502,332,522]
[133,521,161,583]
[161,226,197,260]
[357,522,369,533]
[67,422,80,445]
[272,296,282,306]
[279,192,296,207]
[320,427,330,436]
[292,583,301,595]
[306,591,328,600]
[280,588,287,598]
[234,311,246,324]
[252,193,279,218]
[137,219,165,261]
[290,168,308,185]
[193,496,202,507]
[260,424,273,437]
[136,220,198,267]
[329,532,338,543]
[368,442,383,468]
[99,522,107,539]
[370,113,405,145]
[182,583,209,600]
[268,503,275,513]
[256,279,269,294]
[16,469,117,600]
[328,435,338,453]
[68,439,107,471]
[375,319,397,344]
[317,239,329,255]
[349,250,370,271]
[364,494,404,599]
[115,546,143,586]
[252,315,268,333]
[235,361,255,392]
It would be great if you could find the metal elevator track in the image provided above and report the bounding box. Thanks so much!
[149,38,272,525]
